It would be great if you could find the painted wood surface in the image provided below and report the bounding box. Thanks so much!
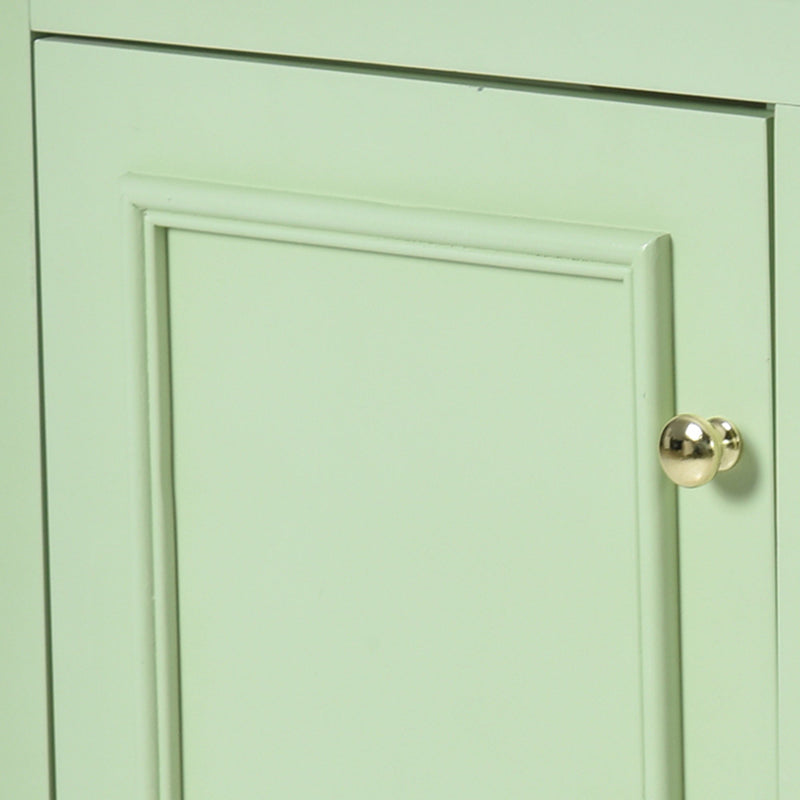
[0,1,50,798]
[35,38,775,798]
[125,174,677,798]
[776,103,800,800]
[170,233,660,798]
[28,0,800,105]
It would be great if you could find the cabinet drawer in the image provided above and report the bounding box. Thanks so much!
[35,38,774,799]
[30,0,800,104]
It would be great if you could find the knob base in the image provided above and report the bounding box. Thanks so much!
[708,417,742,473]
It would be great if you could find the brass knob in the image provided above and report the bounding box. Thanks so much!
[658,414,742,488]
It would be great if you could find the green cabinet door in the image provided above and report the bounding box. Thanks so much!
[35,40,775,799]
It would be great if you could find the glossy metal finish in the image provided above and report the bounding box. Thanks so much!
[658,414,742,488]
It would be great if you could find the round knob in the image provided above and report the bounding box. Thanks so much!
[658,414,742,488]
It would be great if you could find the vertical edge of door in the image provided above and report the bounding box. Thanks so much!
[0,3,51,800]
[775,103,800,799]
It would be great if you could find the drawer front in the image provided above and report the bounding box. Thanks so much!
[30,1,800,104]
[35,39,775,798]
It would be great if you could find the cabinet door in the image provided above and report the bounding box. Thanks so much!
[35,40,775,799]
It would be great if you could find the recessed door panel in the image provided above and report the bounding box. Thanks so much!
[150,198,671,796]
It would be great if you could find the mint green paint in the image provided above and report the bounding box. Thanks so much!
[124,173,678,797]
[0,2,50,798]
[776,103,800,800]
[28,0,800,105]
[35,38,775,798]
[169,228,659,798]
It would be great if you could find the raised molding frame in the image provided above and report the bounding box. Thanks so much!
[121,173,678,799]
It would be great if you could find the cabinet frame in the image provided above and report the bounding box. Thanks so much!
[5,10,800,799]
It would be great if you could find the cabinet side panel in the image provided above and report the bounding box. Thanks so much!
[776,103,800,800]
[0,3,50,799]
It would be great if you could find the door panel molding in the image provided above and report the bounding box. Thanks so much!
[122,173,679,798]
